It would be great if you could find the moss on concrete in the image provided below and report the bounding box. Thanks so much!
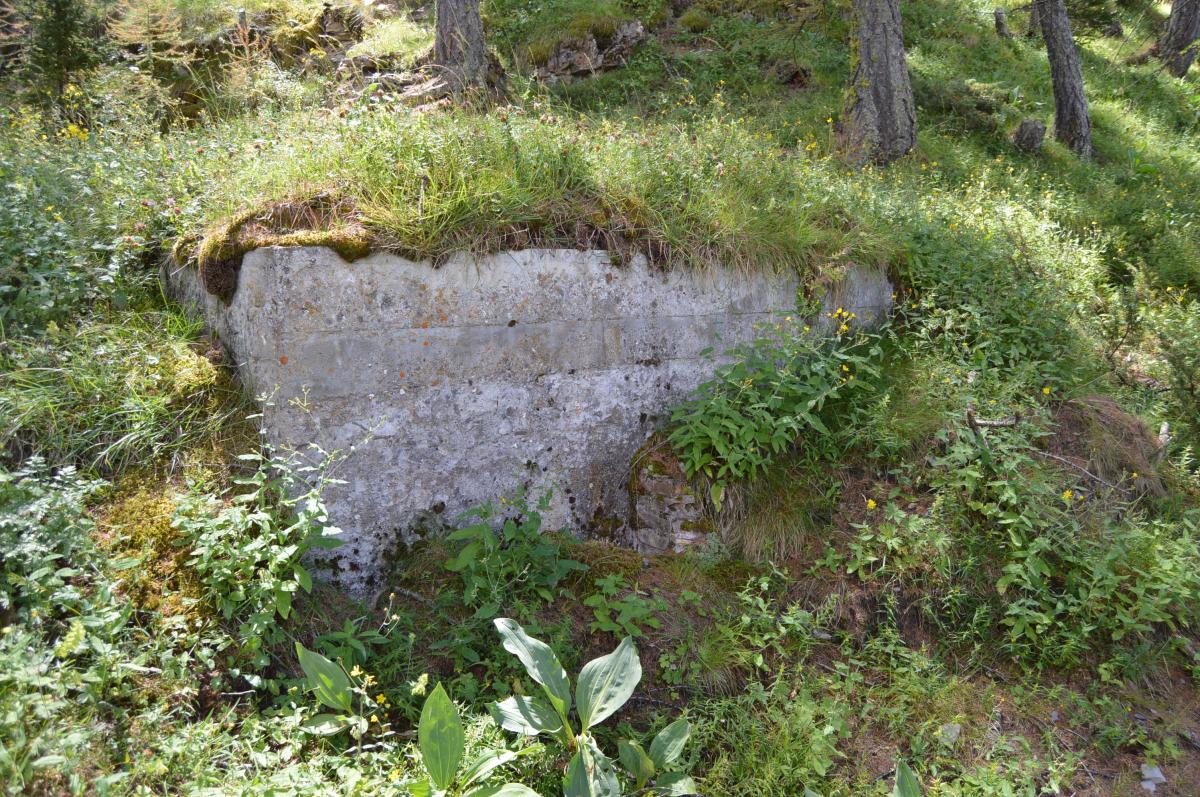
[184,195,372,302]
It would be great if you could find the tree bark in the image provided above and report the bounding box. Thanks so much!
[1027,0,1041,38]
[841,0,917,166]
[1038,0,1092,158]
[1156,0,1200,77]
[995,8,1012,39]
[434,0,487,90]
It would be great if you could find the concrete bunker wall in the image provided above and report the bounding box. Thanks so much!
[166,246,892,594]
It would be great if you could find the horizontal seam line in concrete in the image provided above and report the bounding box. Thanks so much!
[250,358,728,405]
[257,308,826,338]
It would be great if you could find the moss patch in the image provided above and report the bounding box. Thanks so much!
[94,475,206,618]
[271,3,364,66]
[181,193,372,302]
[678,8,711,34]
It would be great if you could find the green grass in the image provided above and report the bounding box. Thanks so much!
[0,311,245,475]
[2,0,1200,794]
[157,0,1200,301]
[178,106,870,277]
[345,14,431,64]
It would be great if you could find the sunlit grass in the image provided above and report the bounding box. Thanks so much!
[346,14,431,64]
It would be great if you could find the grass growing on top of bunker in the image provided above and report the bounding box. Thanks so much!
[3,0,1200,794]
[164,0,1200,298]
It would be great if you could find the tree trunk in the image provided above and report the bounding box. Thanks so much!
[434,0,487,90]
[1038,0,1092,158]
[1027,0,1041,37]
[1157,0,1200,77]
[841,0,917,166]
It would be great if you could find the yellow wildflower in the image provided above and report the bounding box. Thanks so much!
[867,499,877,510]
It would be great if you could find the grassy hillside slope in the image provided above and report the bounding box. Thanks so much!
[2,1,1200,795]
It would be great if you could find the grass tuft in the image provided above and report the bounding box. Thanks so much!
[0,312,245,476]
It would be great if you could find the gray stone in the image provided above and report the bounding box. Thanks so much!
[1013,118,1046,153]
[537,21,646,80]
[812,260,894,333]
[165,247,892,593]
[938,722,962,745]
[1141,763,1166,784]
[628,446,706,555]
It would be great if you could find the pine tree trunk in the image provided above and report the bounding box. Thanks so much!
[842,0,917,166]
[1038,0,1092,158]
[1027,0,1041,38]
[1157,0,1200,77]
[434,0,487,90]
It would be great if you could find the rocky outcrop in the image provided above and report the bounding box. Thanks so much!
[536,21,647,81]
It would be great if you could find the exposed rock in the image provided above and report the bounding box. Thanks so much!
[766,59,812,87]
[938,722,963,745]
[536,21,647,80]
[627,441,708,555]
[272,2,364,68]
[336,51,409,78]
[994,8,1012,39]
[1012,118,1046,152]
[810,261,895,333]
[1140,763,1167,793]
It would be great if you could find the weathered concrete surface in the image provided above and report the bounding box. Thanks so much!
[166,246,891,593]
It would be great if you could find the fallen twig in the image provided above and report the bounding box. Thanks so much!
[1030,449,1119,491]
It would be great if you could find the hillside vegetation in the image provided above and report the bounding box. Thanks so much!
[2,0,1200,795]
